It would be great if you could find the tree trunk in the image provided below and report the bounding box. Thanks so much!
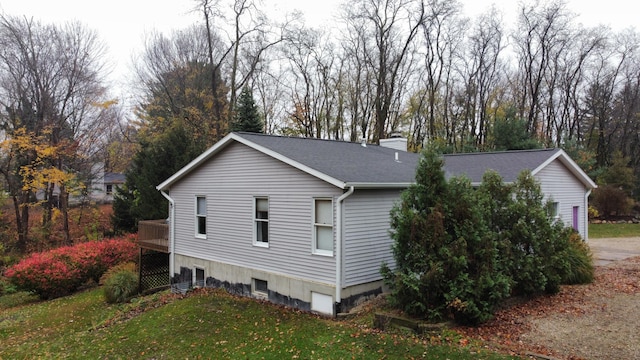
[12,192,30,253]
[60,184,71,245]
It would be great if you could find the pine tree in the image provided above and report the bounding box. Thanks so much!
[230,87,263,133]
[382,148,511,325]
[112,123,206,233]
[493,107,540,151]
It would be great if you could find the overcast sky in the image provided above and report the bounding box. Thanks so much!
[1,0,637,92]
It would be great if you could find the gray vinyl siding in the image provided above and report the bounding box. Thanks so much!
[342,189,402,286]
[535,159,588,239]
[168,142,340,285]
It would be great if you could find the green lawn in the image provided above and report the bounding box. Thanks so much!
[0,287,518,359]
[589,222,640,238]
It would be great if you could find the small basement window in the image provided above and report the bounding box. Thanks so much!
[253,278,268,296]
[194,267,205,288]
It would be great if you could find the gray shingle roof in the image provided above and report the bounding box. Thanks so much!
[158,132,594,191]
[104,172,126,184]
[442,148,561,183]
[235,132,420,185]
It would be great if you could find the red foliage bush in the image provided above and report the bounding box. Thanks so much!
[4,234,138,299]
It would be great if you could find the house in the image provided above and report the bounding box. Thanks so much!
[155,132,596,316]
[99,172,126,202]
[443,149,597,240]
[34,163,125,205]
[89,163,126,203]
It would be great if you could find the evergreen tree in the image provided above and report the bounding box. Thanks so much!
[492,108,541,151]
[382,149,510,324]
[382,148,590,325]
[230,87,263,133]
[112,123,205,233]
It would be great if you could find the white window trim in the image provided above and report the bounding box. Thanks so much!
[312,198,334,256]
[253,196,269,247]
[195,195,207,239]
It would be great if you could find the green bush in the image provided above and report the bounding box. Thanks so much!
[0,277,18,296]
[99,262,137,285]
[103,263,139,304]
[383,149,589,326]
[382,151,511,325]
[500,172,568,296]
[560,232,594,285]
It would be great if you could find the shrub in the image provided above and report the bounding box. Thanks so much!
[0,277,18,296]
[383,149,584,326]
[4,235,138,299]
[103,264,139,304]
[100,262,137,285]
[382,151,511,325]
[560,232,594,285]
[591,185,632,218]
[501,172,568,296]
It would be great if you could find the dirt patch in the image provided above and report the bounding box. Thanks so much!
[458,255,640,360]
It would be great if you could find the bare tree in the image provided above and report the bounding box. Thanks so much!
[0,15,109,249]
[133,26,225,147]
[343,0,426,143]
[512,0,572,137]
[197,0,289,135]
[459,6,505,148]
[583,29,638,167]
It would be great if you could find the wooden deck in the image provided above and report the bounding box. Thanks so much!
[138,219,169,253]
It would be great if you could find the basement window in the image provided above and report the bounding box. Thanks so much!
[194,267,205,288]
[253,278,268,297]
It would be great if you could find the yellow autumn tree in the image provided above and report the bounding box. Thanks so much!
[0,127,82,249]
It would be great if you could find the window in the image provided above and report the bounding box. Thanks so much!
[549,201,559,220]
[313,199,333,255]
[196,196,207,238]
[254,197,269,246]
[253,278,268,297]
[106,184,113,195]
[194,267,205,288]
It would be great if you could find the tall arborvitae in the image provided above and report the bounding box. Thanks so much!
[382,148,510,325]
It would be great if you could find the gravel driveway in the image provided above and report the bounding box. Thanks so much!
[588,237,640,265]
[459,237,640,360]
[521,237,640,360]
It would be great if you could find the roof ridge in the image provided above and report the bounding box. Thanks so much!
[443,148,558,157]
[235,131,388,148]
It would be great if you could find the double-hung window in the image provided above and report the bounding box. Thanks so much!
[313,199,333,255]
[196,196,207,238]
[254,197,269,246]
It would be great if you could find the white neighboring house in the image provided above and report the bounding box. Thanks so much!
[156,132,596,316]
[34,163,125,205]
[91,171,125,203]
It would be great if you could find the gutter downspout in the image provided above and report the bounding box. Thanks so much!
[160,190,176,281]
[584,188,592,242]
[335,186,354,314]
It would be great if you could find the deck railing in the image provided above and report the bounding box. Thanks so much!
[138,219,169,252]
